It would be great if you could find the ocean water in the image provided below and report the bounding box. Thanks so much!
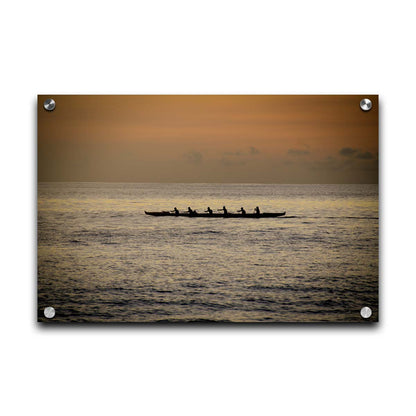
[38,183,378,323]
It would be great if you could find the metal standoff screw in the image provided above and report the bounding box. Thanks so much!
[43,98,56,111]
[44,306,56,319]
[360,98,372,112]
[360,306,372,319]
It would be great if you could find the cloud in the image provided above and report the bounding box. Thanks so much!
[339,147,374,160]
[219,157,247,167]
[183,151,203,164]
[356,151,373,160]
[223,151,242,156]
[223,147,260,157]
[218,146,260,166]
[339,147,358,157]
[287,148,310,156]
[309,156,343,171]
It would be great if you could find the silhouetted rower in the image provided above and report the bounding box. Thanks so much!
[187,206,196,215]
[205,207,213,215]
[237,207,246,215]
[172,207,179,215]
[220,206,228,215]
[254,206,260,215]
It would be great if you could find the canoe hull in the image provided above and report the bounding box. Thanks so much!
[145,211,286,218]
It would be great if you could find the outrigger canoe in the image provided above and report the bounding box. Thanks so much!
[145,211,286,218]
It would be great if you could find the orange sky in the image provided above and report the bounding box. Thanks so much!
[38,95,378,183]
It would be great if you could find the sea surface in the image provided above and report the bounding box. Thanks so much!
[38,183,378,323]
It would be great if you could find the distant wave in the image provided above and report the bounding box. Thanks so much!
[190,230,223,235]
[298,216,378,220]
[152,318,233,323]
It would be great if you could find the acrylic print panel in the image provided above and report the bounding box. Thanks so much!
[37,95,378,323]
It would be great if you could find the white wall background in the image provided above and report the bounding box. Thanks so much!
[1,1,415,415]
